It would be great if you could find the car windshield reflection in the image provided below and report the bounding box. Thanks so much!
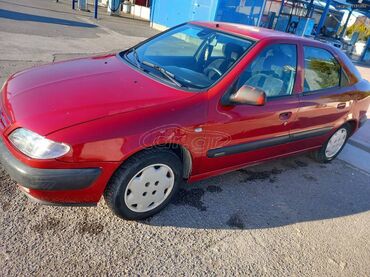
[123,24,254,90]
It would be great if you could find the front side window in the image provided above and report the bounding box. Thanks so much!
[303,46,340,92]
[123,24,253,90]
[238,44,297,98]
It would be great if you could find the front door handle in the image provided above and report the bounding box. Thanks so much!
[337,103,346,109]
[279,112,292,121]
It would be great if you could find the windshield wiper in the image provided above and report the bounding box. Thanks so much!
[131,48,141,69]
[142,60,182,87]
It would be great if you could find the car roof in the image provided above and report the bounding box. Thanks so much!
[190,21,361,83]
[191,21,316,43]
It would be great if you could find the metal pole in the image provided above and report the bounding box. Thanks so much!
[339,9,352,38]
[360,38,370,62]
[315,0,331,38]
[72,0,76,10]
[306,0,314,18]
[278,0,284,18]
[257,0,267,26]
[94,0,98,19]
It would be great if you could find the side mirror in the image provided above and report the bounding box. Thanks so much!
[228,85,266,106]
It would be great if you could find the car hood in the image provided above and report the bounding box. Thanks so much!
[2,54,195,135]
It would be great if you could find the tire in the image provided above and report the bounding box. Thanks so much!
[104,148,182,220]
[311,124,351,163]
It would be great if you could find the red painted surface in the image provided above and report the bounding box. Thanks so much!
[134,0,150,7]
[1,22,369,204]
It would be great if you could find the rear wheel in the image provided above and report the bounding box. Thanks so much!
[104,149,182,220]
[311,124,350,163]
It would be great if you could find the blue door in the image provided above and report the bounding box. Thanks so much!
[191,0,217,21]
[215,0,265,26]
[151,0,194,27]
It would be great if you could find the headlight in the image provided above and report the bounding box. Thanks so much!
[9,128,70,159]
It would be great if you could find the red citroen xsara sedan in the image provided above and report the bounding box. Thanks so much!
[1,22,369,219]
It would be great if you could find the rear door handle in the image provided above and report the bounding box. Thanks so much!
[337,103,346,109]
[279,112,292,121]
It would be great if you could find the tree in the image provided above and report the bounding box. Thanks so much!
[346,21,370,41]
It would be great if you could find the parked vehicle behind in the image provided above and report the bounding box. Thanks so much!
[1,22,369,219]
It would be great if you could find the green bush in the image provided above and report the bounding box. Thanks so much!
[346,22,370,41]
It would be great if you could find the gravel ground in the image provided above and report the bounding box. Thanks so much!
[0,0,370,276]
[1,156,370,276]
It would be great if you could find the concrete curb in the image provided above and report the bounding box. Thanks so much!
[338,143,370,174]
[348,139,370,154]
[339,120,370,173]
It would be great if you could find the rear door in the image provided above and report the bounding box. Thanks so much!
[291,44,355,150]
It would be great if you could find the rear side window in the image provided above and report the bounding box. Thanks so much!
[303,46,340,92]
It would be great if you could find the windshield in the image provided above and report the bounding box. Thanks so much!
[122,24,254,90]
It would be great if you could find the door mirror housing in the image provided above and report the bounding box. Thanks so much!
[227,85,266,106]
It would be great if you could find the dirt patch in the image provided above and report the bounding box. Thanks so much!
[78,221,104,235]
[172,188,206,211]
[239,168,283,183]
[303,174,318,181]
[226,213,245,229]
[1,202,11,212]
[206,185,223,193]
[295,160,308,167]
[31,216,61,234]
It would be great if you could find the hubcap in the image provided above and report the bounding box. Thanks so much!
[325,128,347,158]
[124,164,175,213]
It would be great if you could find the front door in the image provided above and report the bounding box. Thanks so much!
[201,43,300,175]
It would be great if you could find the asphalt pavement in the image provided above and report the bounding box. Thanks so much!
[0,1,369,276]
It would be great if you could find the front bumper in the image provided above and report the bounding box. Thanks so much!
[0,138,101,191]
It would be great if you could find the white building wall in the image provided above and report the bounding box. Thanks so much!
[130,5,150,20]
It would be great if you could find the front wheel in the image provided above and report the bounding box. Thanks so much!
[104,149,182,220]
[311,124,350,163]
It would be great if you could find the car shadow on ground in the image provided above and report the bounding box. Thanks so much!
[143,155,370,230]
[0,8,97,28]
